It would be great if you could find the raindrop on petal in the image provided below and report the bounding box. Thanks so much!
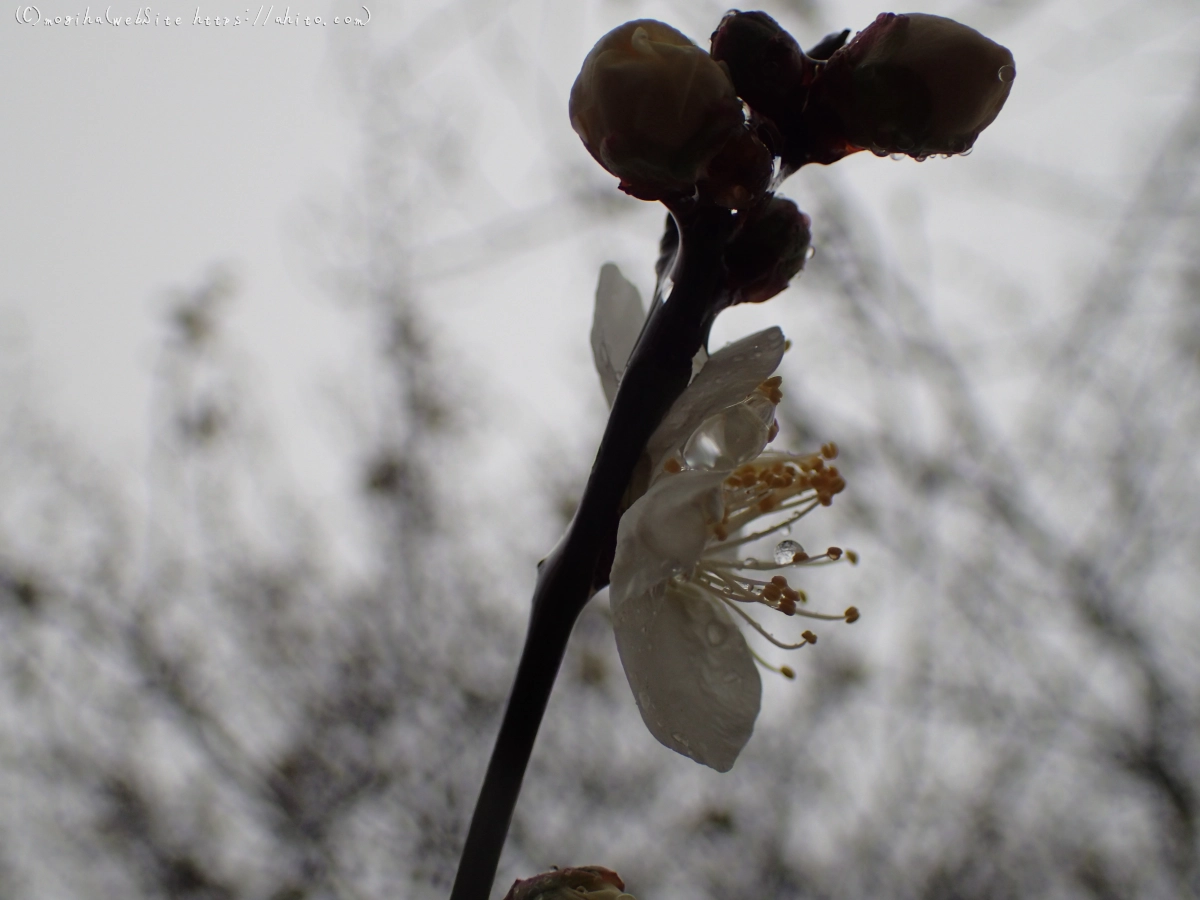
[997,64,1016,83]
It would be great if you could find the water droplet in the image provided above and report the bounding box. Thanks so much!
[774,540,804,565]
[889,153,905,162]
[805,245,816,261]
[706,622,728,646]
[997,64,1015,84]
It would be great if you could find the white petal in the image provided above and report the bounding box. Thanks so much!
[646,326,785,467]
[609,470,727,606]
[591,263,646,408]
[612,581,761,772]
[682,393,776,470]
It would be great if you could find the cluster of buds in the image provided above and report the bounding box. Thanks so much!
[711,9,1016,168]
[570,10,1013,306]
[572,11,1015,190]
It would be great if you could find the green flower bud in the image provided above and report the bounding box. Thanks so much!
[814,12,1015,159]
[502,866,635,900]
[569,20,746,202]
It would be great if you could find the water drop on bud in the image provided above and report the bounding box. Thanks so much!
[810,13,1015,160]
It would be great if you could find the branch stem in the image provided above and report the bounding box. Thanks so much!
[449,204,735,900]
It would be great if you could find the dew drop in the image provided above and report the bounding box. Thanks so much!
[805,245,816,261]
[997,64,1015,83]
[774,539,804,564]
[706,622,728,646]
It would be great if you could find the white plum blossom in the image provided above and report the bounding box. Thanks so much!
[593,264,859,771]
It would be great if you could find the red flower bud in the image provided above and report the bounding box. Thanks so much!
[724,196,813,304]
[709,10,814,127]
[812,13,1015,159]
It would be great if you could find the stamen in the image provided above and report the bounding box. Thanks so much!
[748,646,796,679]
[789,608,852,622]
[663,457,682,474]
[720,597,814,649]
[844,606,860,623]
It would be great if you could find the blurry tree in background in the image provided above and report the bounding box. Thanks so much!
[2,1,1199,898]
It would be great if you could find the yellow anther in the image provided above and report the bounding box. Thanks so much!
[663,457,682,474]
[780,665,796,680]
[846,550,859,565]
[821,442,838,460]
[770,575,789,587]
[844,607,860,623]
[802,630,818,644]
[827,547,842,560]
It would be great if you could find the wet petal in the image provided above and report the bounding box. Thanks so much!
[612,581,761,771]
[610,470,726,605]
[681,393,775,470]
[646,326,784,466]
[591,263,646,407]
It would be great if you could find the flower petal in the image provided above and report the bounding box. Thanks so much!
[646,326,785,466]
[609,470,726,605]
[612,581,761,771]
[681,392,775,470]
[591,263,647,407]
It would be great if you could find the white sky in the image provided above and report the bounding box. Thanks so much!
[3,0,1200,562]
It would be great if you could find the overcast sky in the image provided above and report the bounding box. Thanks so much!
[4,0,1199,536]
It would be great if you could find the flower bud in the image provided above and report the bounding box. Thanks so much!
[709,11,813,128]
[724,196,812,304]
[812,13,1015,159]
[503,866,635,900]
[569,20,746,202]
